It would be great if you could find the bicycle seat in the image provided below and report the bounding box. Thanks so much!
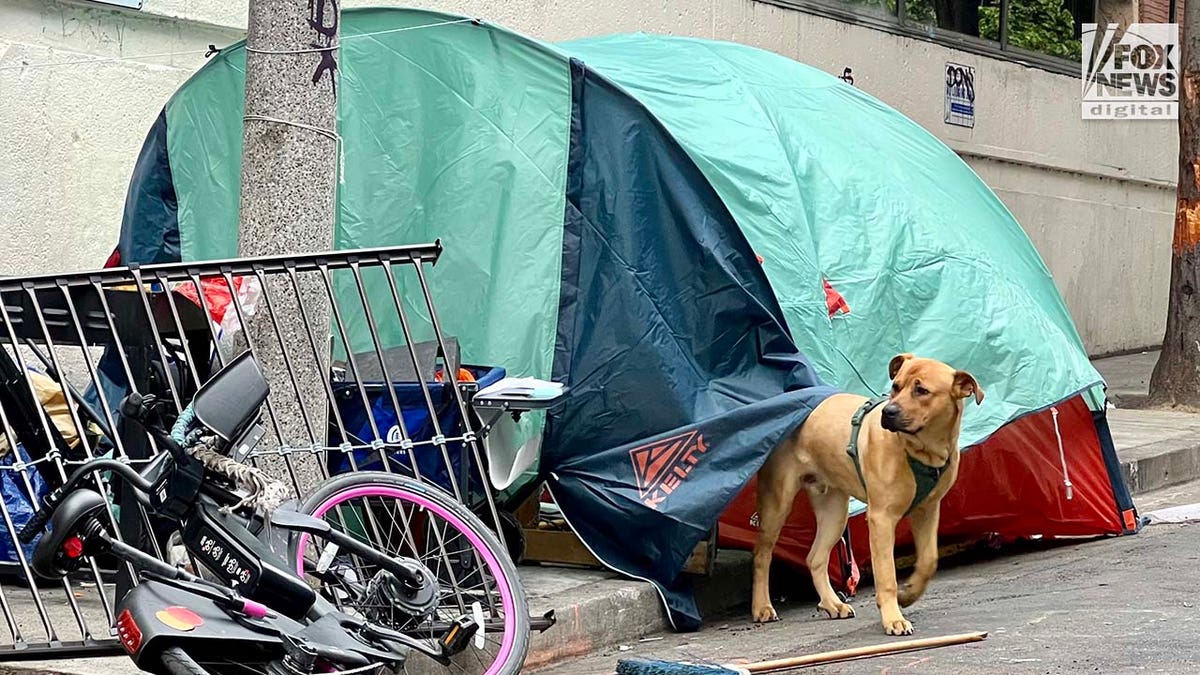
[192,351,270,442]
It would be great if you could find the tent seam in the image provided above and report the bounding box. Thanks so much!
[355,31,563,191]
[689,41,819,278]
[961,380,1105,451]
[560,60,800,346]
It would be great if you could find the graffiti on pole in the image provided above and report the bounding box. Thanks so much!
[308,0,339,95]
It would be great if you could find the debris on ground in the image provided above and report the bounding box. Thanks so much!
[1143,504,1200,525]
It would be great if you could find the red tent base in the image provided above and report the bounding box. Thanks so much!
[718,395,1136,594]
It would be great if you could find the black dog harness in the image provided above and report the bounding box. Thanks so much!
[846,395,944,515]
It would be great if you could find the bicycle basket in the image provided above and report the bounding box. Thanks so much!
[326,363,505,503]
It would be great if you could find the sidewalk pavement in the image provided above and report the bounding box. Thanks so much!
[2,350,1196,674]
[1091,349,1157,407]
[1096,350,1200,494]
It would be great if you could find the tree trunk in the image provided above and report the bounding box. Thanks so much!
[1150,11,1200,407]
[235,0,340,490]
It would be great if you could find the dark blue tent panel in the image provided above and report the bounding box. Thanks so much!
[545,60,836,629]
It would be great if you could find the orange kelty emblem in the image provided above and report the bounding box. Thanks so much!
[628,430,709,510]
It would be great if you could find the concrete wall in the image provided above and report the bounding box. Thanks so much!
[0,0,241,276]
[0,0,1177,355]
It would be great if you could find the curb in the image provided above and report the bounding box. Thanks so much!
[525,577,663,670]
[525,552,753,671]
[0,658,134,675]
[1122,441,1200,495]
[1107,392,1148,409]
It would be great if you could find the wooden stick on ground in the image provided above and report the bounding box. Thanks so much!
[743,631,988,672]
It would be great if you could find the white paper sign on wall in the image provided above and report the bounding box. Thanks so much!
[944,62,976,128]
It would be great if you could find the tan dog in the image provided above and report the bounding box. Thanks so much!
[750,354,983,635]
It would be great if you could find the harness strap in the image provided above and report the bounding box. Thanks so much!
[838,395,884,598]
[845,395,945,515]
[846,395,888,490]
[907,455,944,514]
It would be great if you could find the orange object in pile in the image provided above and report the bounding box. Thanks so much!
[434,368,476,383]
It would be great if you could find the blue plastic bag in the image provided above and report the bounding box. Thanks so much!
[0,445,48,565]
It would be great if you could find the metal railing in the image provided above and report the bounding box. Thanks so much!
[0,241,505,658]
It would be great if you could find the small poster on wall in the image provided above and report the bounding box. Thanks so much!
[945,62,976,128]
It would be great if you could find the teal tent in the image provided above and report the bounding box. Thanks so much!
[114,7,1136,629]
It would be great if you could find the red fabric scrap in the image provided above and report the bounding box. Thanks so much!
[823,278,850,317]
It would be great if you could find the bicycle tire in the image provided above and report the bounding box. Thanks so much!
[159,646,209,675]
[292,472,531,675]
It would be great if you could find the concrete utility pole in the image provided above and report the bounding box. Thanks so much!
[236,0,340,490]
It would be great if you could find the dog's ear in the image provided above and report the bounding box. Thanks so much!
[889,353,914,380]
[953,371,984,405]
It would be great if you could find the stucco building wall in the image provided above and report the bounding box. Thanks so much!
[0,0,1177,355]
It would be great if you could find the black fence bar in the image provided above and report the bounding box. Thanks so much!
[0,242,518,659]
[411,262,507,551]
[0,243,442,295]
[217,268,303,495]
[341,261,477,614]
[250,268,319,449]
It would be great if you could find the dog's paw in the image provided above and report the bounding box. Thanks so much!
[884,617,914,636]
[817,599,855,619]
[752,605,780,623]
[898,584,919,608]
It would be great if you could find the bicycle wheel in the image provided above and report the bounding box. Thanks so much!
[293,472,530,675]
[159,647,208,675]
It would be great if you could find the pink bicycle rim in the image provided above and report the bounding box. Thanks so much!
[296,486,516,675]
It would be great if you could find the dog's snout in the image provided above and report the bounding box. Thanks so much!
[880,403,905,432]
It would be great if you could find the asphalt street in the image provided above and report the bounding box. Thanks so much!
[541,507,1200,673]
[7,485,1199,675]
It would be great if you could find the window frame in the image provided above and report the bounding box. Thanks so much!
[757,0,1097,78]
[80,0,144,8]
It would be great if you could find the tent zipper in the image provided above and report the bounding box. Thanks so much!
[1051,406,1073,500]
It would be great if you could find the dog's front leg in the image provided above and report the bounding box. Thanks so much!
[867,505,912,635]
[898,502,939,608]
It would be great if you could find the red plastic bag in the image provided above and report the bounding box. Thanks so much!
[173,276,260,335]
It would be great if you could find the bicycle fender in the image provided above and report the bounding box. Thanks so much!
[116,581,300,669]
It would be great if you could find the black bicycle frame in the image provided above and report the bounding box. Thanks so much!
[29,440,457,669]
